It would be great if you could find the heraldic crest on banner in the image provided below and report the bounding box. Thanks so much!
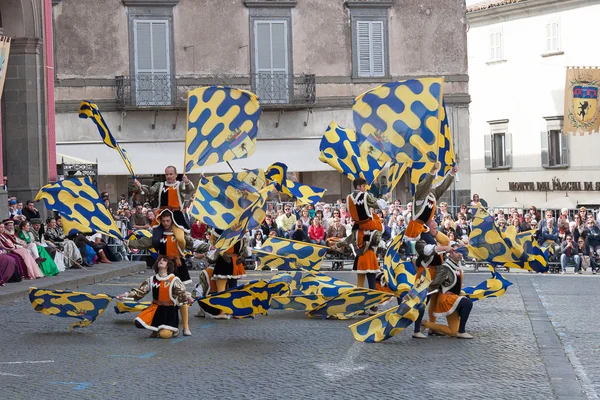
[565,67,600,135]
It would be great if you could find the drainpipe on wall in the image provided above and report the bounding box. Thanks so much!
[43,0,57,182]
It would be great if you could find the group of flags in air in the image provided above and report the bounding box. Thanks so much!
[30,77,551,341]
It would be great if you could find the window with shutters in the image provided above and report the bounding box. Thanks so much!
[356,21,385,77]
[133,20,171,106]
[485,120,511,169]
[489,28,503,62]
[544,19,560,53]
[541,130,569,168]
[253,20,289,104]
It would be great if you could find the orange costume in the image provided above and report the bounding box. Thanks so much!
[127,273,191,336]
[405,170,455,240]
[141,180,195,231]
[344,190,386,274]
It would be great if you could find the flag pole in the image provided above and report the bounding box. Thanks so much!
[226,161,235,173]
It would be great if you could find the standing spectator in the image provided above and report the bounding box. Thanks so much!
[298,208,311,232]
[538,210,554,231]
[322,204,332,220]
[436,202,453,224]
[557,221,571,244]
[146,210,156,227]
[22,201,41,221]
[118,194,129,210]
[308,218,325,246]
[103,198,114,216]
[510,218,521,233]
[2,176,7,192]
[132,204,151,230]
[402,203,413,220]
[455,214,471,241]
[497,219,507,232]
[276,205,297,238]
[471,193,488,208]
[578,207,589,225]
[528,206,541,223]
[572,214,587,243]
[560,235,580,274]
[458,204,473,221]
[585,219,600,258]
[560,208,571,223]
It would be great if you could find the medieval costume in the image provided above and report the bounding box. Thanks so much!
[335,179,387,297]
[19,229,60,277]
[139,179,194,231]
[127,209,194,335]
[0,251,22,284]
[0,223,43,279]
[45,222,84,268]
[411,226,451,338]
[423,256,473,339]
[405,167,456,240]
[120,258,193,339]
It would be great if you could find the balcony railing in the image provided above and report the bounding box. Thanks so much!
[115,74,316,109]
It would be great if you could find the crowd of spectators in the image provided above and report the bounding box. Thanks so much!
[3,186,598,286]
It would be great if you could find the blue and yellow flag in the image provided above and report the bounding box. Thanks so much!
[503,229,550,273]
[199,280,289,318]
[260,237,329,271]
[352,78,444,166]
[407,101,457,194]
[377,162,408,196]
[253,250,297,271]
[462,265,512,301]
[307,288,392,320]
[318,121,390,185]
[214,183,275,254]
[79,100,136,178]
[190,169,265,230]
[35,177,122,239]
[127,229,158,259]
[349,277,429,343]
[185,87,261,172]
[29,287,113,331]
[114,300,151,314]
[382,234,417,299]
[467,206,520,264]
[270,294,326,311]
[265,162,326,205]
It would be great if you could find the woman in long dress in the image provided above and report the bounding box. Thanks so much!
[0,221,43,279]
[0,250,21,285]
[18,220,59,277]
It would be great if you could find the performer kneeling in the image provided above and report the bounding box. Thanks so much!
[117,256,194,339]
[422,242,473,339]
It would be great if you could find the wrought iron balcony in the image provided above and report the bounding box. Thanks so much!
[115,74,316,109]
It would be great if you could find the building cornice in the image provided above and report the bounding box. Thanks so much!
[467,0,600,25]
[10,38,42,55]
[122,0,179,6]
[244,0,297,8]
[345,0,394,8]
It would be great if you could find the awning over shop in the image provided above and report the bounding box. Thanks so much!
[56,139,333,175]
[57,152,96,165]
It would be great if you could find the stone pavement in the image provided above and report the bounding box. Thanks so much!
[0,261,147,305]
[3,269,600,399]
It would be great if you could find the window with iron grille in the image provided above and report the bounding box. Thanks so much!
[253,20,290,104]
[133,20,171,106]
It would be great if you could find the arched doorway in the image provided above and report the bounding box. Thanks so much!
[0,0,47,208]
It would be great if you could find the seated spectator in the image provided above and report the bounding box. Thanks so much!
[495,209,505,222]
[339,205,351,225]
[577,236,597,274]
[560,207,571,223]
[447,230,465,245]
[276,205,297,238]
[539,210,554,231]
[326,217,346,247]
[557,221,571,244]
[132,204,151,230]
[497,219,507,232]
[18,220,59,276]
[22,200,40,221]
[298,208,311,231]
[307,204,316,219]
[578,207,589,225]
[191,219,207,240]
[528,206,541,223]
[322,204,332,220]
[521,214,534,232]
[290,220,307,242]
[458,203,473,221]
[585,219,600,257]
[118,194,129,211]
[440,216,456,235]
[259,215,277,239]
[510,218,521,233]
[390,215,405,239]
[560,234,580,274]
[7,199,22,220]
[308,217,326,246]
[402,203,412,220]
[44,217,84,268]
[541,218,559,248]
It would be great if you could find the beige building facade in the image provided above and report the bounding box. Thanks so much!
[4,0,472,208]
